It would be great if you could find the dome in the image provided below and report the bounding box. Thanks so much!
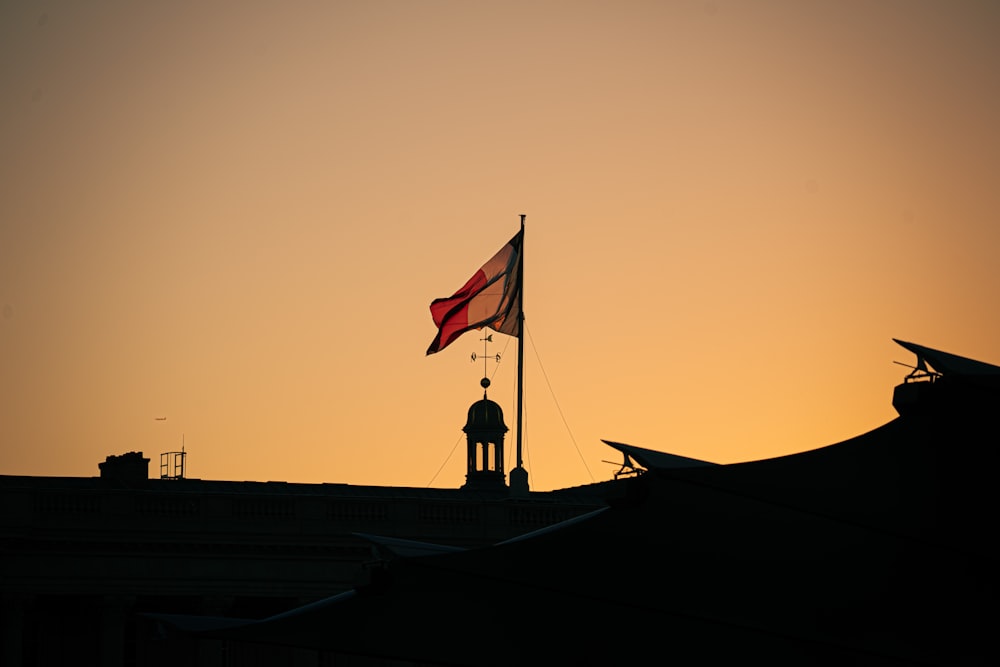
[463,398,509,433]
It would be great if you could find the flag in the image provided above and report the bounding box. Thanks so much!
[426,231,522,355]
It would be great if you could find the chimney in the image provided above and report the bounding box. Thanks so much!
[99,451,150,486]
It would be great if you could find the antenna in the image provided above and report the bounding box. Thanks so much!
[160,434,187,480]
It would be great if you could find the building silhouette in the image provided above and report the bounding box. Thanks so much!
[1,385,609,666]
[4,339,998,666]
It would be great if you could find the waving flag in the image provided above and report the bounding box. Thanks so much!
[426,231,522,355]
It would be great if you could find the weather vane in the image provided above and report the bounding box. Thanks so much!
[471,333,502,394]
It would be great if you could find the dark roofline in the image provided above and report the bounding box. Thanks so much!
[0,473,612,503]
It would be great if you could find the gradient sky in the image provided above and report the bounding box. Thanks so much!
[2,1,999,491]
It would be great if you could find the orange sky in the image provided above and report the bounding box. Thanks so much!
[2,1,999,491]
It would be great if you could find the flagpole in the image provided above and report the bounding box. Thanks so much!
[511,213,529,496]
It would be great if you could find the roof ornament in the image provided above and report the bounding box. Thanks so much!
[471,333,501,398]
[893,354,940,383]
[602,450,643,479]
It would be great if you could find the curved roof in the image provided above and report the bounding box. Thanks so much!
[463,397,508,433]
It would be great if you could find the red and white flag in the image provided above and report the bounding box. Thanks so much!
[426,231,522,355]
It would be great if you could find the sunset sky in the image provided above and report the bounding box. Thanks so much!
[2,1,999,491]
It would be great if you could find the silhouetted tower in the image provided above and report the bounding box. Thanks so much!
[462,378,508,491]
